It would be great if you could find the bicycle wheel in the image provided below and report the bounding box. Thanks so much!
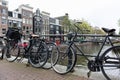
[42,42,59,69]
[51,45,77,74]
[29,42,48,68]
[0,47,4,59]
[0,39,6,59]
[101,46,120,80]
[5,41,20,62]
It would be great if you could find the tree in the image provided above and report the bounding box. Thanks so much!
[92,27,105,34]
[79,19,93,34]
[69,19,105,34]
[70,19,93,34]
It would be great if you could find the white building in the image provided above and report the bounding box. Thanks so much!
[8,10,22,28]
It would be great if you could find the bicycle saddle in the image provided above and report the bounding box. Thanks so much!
[102,28,115,33]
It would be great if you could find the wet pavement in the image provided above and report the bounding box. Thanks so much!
[0,60,91,80]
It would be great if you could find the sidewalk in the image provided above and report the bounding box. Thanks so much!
[0,60,90,80]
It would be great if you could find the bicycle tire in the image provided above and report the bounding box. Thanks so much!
[51,45,77,74]
[0,48,5,59]
[5,41,20,62]
[101,46,120,80]
[0,39,5,59]
[42,42,59,69]
[28,42,48,68]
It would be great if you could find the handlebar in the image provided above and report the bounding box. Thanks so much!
[67,23,81,41]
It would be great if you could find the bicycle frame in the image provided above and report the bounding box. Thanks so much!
[73,35,114,61]
[66,29,115,62]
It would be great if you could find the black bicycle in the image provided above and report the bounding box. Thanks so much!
[28,36,49,68]
[4,35,49,68]
[51,25,120,80]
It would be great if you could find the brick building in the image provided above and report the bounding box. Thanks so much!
[17,4,33,38]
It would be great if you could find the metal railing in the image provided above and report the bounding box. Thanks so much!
[40,34,120,37]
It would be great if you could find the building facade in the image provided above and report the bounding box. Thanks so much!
[49,17,61,42]
[41,11,50,39]
[18,4,33,38]
[33,8,43,35]
[0,0,8,36]
[8,10,22,29]
[0,0,63,42]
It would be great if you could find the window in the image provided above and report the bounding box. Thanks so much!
[29,13,32,17]
[26,31,29,34]
[50,25,53,28]
[2,28,6,34]
[56,31,59,34]
[18,22,21,27]
[2,19,7,24]
[8,11,13,17]
[2,2,7,6]
[1,8,7,15]
[27,19,29,24]
[14,12,17,18]
[29,19,32,24]
[23,11,26,16]
[25,19,27,24]
[23,26,25,30]
[8,21,12,27]
[56,26,59,30]
[18,14,21,18]
[23,18,25,23]
[26,27,29,30]
[13,21,17,27]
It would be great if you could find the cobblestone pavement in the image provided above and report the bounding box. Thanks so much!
[0,60,91,80]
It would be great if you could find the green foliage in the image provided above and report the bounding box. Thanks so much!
[61,16,105,34]
[70,19,93,34]
[92,27,105,34]
[79,19,93,34]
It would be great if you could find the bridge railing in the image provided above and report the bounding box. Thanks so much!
[40,34,120,37]
[38,34,120,44]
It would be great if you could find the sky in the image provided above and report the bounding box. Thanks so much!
[7,0,120,33]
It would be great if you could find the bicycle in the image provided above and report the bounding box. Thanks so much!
[51,24,120,80]
[4,34,49,68]
[28,35,49,68]
[42,41,59,69]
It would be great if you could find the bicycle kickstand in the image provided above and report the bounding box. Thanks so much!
[87,70,92,78]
